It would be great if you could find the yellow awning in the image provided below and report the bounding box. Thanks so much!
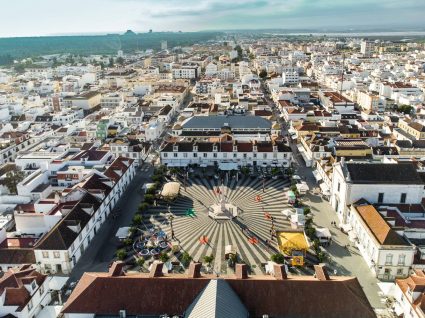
[277,231,309,254]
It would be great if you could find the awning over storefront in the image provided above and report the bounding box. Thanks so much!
[219,162,238,171]
[166,162,181,167]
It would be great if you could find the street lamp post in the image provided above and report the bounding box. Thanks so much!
[168,213,175,239]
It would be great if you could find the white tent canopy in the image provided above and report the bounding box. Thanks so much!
[116,227,131,240]
[296,182,309,193]
[315,227,331,239]
[161,182,181,199]
[219,162,238,171]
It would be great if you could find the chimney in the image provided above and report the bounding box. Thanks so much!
[188,262,202,278]
[149,262,164,278]
[273,264,288,280]
[314,264,330,281]
[235,263,248,279]
[109,261,125,277]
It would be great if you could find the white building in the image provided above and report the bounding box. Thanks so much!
[282,71,300,85]
[33,157,135,274]
[0,265,51,318]
[361,40,375,57]
[393,270,425,318]
[348,201,415,281]
[160,140,292,169]
[172,63,201,79]
[101,93,124,108]
[331,161,425,223]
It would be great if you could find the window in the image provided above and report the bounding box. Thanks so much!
[42,251,49,259]
[28,299,33,311]
[183,153,188,158]
[400,193,407,204]
[398,254,406,266]
[385,254,393,265]
[203,153,207,158]
[273,153,278,159]
[378,193,384,203]
[337,182,340,191]
[163,153,168,158]
[223,153,227,158]
[53,251,60,258]
[173,153,178,158]
[213,153,217,158]
[243,153,247,159]
[31,281,37,290]
[263,153,267,159]
[253,153,257,158]
[193,153,197,158]
[233,153,237,158]
[397,268,403,276]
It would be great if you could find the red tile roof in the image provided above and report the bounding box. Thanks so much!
[62,272,375,318]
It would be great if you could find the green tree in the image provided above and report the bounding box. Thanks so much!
[259,69,268,79]
[14,64,26,74]
[397,105,414,115]
[144,194,155,204]
[159,252,170,263]
[270,253,285,264]
[203,254,214,266]
[181,252,192,267]
[116,56,125,65]
[116,249,127,261]
[136,257,145,268]
[109,57,114,67]
[123,238,133,246]
[145,187,156,195]
[4,168,25,194]
[138,202,149,212]
[303,207,311,216]
[132,214,143,226]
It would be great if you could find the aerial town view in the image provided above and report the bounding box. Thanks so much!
[1,1,425,317]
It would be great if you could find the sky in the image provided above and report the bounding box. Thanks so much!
[1,0,425,37]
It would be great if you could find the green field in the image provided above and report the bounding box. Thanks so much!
[0,31,223,65]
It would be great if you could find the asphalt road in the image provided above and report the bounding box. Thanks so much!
[68,164,153,282]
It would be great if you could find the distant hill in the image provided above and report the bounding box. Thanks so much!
[123,30,137,36]
[0,31,222,64]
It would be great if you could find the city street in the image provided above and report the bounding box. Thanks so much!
[68,164,153,282]
[290,140,384,309]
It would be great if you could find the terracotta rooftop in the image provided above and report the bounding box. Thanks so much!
[354,203,410,246]
[62,267,375,318]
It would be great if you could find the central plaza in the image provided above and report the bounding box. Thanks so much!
[139,170,293,275]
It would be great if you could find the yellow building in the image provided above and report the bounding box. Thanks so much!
[398,119,425,140]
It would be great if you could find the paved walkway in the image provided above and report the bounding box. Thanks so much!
[142,174,292,275]
[295,155,384,309]
[68,164,153,282]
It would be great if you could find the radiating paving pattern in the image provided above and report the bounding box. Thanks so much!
[144,175,292,274]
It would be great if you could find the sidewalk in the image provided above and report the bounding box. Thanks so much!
[297,164,384,309]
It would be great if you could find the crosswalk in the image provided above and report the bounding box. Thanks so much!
[143,175,292,274]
